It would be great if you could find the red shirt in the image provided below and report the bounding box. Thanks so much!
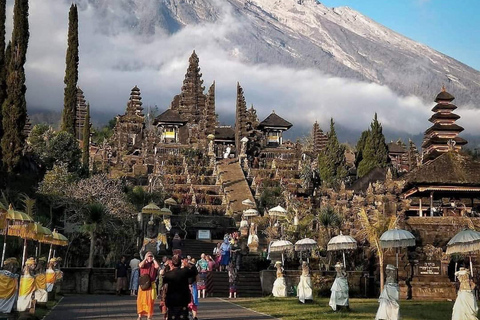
[140,261,158,282]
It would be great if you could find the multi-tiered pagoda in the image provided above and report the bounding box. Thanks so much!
[311,121,328,156]
[75,87,89,141]
[422,87,467,163]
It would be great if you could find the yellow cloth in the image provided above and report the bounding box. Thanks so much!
[157,234,167,245]
[0,273,17,299]
[35,274,46,290]
[46,270,56,284]
[137,282,156,317]
[17,276,35,312]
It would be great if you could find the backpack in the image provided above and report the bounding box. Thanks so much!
[139,274,151,290]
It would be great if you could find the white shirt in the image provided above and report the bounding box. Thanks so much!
[129,258,140,270]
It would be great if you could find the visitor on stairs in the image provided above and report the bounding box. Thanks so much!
[115,255,128,296]
[137,252,159,320]
[188,258,200,320]
[129,253,141,296]
[228,262,238,298]
[219,238,231,272]
[196,253,208,298]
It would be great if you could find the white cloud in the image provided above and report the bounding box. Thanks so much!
[6,0,480,139]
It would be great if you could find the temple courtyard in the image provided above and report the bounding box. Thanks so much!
[41,294,455,320]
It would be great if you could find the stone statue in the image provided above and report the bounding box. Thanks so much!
[272,261,287,297]
[375,264,399,320]
[452,267,478,320]
[17,258,37,312]
[297,261,313,303]
[0,258,19,313]
[156,217,171,253]
[329,262,349,311]
[239,216,249,236]
[247,222,259,253]
[34,257,48,303]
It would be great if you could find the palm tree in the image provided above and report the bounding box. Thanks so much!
[318,206,342,240]
[83,202,106,268]
[357,208,397,291]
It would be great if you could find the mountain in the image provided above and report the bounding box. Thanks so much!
[76,0,480,106]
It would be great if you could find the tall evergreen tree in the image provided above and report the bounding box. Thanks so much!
[0,0,7,152]
[61,4,79,135]
[357,113,389,177]
[1,0,29,172]
[82,103,90,171]
[355,129,370,169]
[318,118,347,186]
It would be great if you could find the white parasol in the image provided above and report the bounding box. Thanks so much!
[269,240,293,265]
[380,228,416,267]
[242,199,255,207]
[268,205,287,217]
[243,209,259,217]
[295,238,318,251]
[327,232,357,268]
[446,229,480,276]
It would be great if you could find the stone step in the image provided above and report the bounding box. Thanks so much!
[206,271,263,297]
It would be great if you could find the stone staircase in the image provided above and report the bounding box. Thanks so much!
[182,239,222,260]
[207,271,263,297]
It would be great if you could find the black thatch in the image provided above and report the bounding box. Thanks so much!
[432,103,457,112]
[153,109,186,124]
[425,123,464,134]
[403,152,480,187]
[435,90,455,102]
[214,127,235,140]
[422,136,467,148]
[429,113,460,122]
[258,112,293,129]
[387,142,406,154]
[349,167,387,193]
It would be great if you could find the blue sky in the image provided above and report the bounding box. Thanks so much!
[321,0,480,70]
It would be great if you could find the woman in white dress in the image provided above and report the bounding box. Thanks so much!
[297,261,313,303]
[452,267,478,320]
[272,261,287,297]
[329,262,349,311]
[375,264,399,320]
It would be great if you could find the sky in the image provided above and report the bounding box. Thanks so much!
[321,0,480,70]
[4,0,480,144]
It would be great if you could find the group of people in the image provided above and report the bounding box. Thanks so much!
[271,260,313,303]
[213,233,243,272]
[0,256,63,314]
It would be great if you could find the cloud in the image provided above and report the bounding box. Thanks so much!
[6,0,480,140]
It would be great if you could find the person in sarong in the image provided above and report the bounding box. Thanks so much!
[0,258,19,313]
[196,253,208,299]
[375,264,400,320]
[297,261,313,303]
[17,257,36,312]
[272,261,287,297]
[228,262,238,299]
[219,238,231,272]
[129,253,141,296]
[34,257,48,304]
[329,262,349,311]
[452,267,478,320]
[137,252,159,320]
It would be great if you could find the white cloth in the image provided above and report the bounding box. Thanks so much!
[375,283,400,320]
[297,275,313,303]
[452,290,479,320]
[129,258,140,270]
[35,289,48,303]
[248,234,258,245]
[329,277,349,310]
[272,277,287,297]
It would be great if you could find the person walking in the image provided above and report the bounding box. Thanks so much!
[129,253,141,296]
[219,238,231,272]
[137,252,159,320]
[115,255,128,296]
[227,262,238,299]
[163,254,198,320]
[196,253,208,299]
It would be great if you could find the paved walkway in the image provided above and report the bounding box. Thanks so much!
[44,295,277,320]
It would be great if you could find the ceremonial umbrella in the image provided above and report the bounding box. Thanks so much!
[295,238,318,263]
[446,229,480,276]
[1,205,34,267]
[327,232,357,268]
[242,199,255,207]
[268,206,287,217]
[243,209,259,217]
[26,222,53,259]
[160,207,172,216]
[269,240,293,265]
[142,203,161,215]
[47,229,68,261]
[380,228,416,267]
[164,198,177,208]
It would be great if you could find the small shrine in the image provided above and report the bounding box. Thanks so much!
[258,111,292,148]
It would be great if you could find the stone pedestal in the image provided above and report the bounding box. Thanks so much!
[399,275,456,300]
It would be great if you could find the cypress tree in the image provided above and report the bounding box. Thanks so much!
[357,113,389,177]
[355,129,369,169]
[61,4,79,135]
[0,0,6,152]
[318,118,347,186]
[1,0,29,172]
[82,103,90,171]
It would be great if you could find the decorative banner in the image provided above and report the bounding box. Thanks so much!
[0,270,19,313]
[34,273,48,303]
[17,275,35,312]
[164,129,175,139]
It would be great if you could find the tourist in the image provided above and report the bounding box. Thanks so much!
[158,259,172,317]
[206,255,215,273]
[137,252,159,320]
[219,238,231,272]
[452,267,478,320]
[272,261,287,297]
[196,253,208,298]
[230,238,241,271]
[213,243,222,270]
[115,255,128,296]
[163,254,198,320]
[329,262,349,311]
[172,233,183,256]
[227,261,238,299]
[129,253,141,296]
[188,258,199,320]
[297,261,313,303]
[375,264,399,320]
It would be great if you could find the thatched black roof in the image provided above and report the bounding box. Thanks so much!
[422,136,467,148]
[429,113,460,122]
[425,123,464,134]
[214,127,235,141]
[435,90,455,102]
[432,103,457,112]
[387,143,406,154]
[258,112,293,129]
[349,167,387,193]
[153,109,186,124]
[403,152,480,187]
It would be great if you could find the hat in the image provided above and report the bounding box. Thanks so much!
[335,262,343,268]
[3,257,18,266]
[386,264,396,271]
[25,257,36,266]
[49,258,57,263]
[274,261,282,266]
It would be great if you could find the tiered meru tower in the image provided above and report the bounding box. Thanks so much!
[76,87,89,141]
[422,87,467,163]
[311,121,328,156]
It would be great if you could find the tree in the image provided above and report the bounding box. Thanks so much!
[61,4,79,135]
[318,118,347,186]
[1,0,29,172]
[0,0,7,154]
[355,129,370,169]
[82,202,106,268]
[46,131,81,172]
[81,104,90,171]
[357,208,397,291]
[357,114,389,177]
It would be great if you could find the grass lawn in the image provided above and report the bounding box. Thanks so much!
[235,297,455,320]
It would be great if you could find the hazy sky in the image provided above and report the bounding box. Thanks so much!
[321,0,480,70]
[5,0,480,142]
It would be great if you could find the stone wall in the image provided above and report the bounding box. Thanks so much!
[62,268,116,294]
